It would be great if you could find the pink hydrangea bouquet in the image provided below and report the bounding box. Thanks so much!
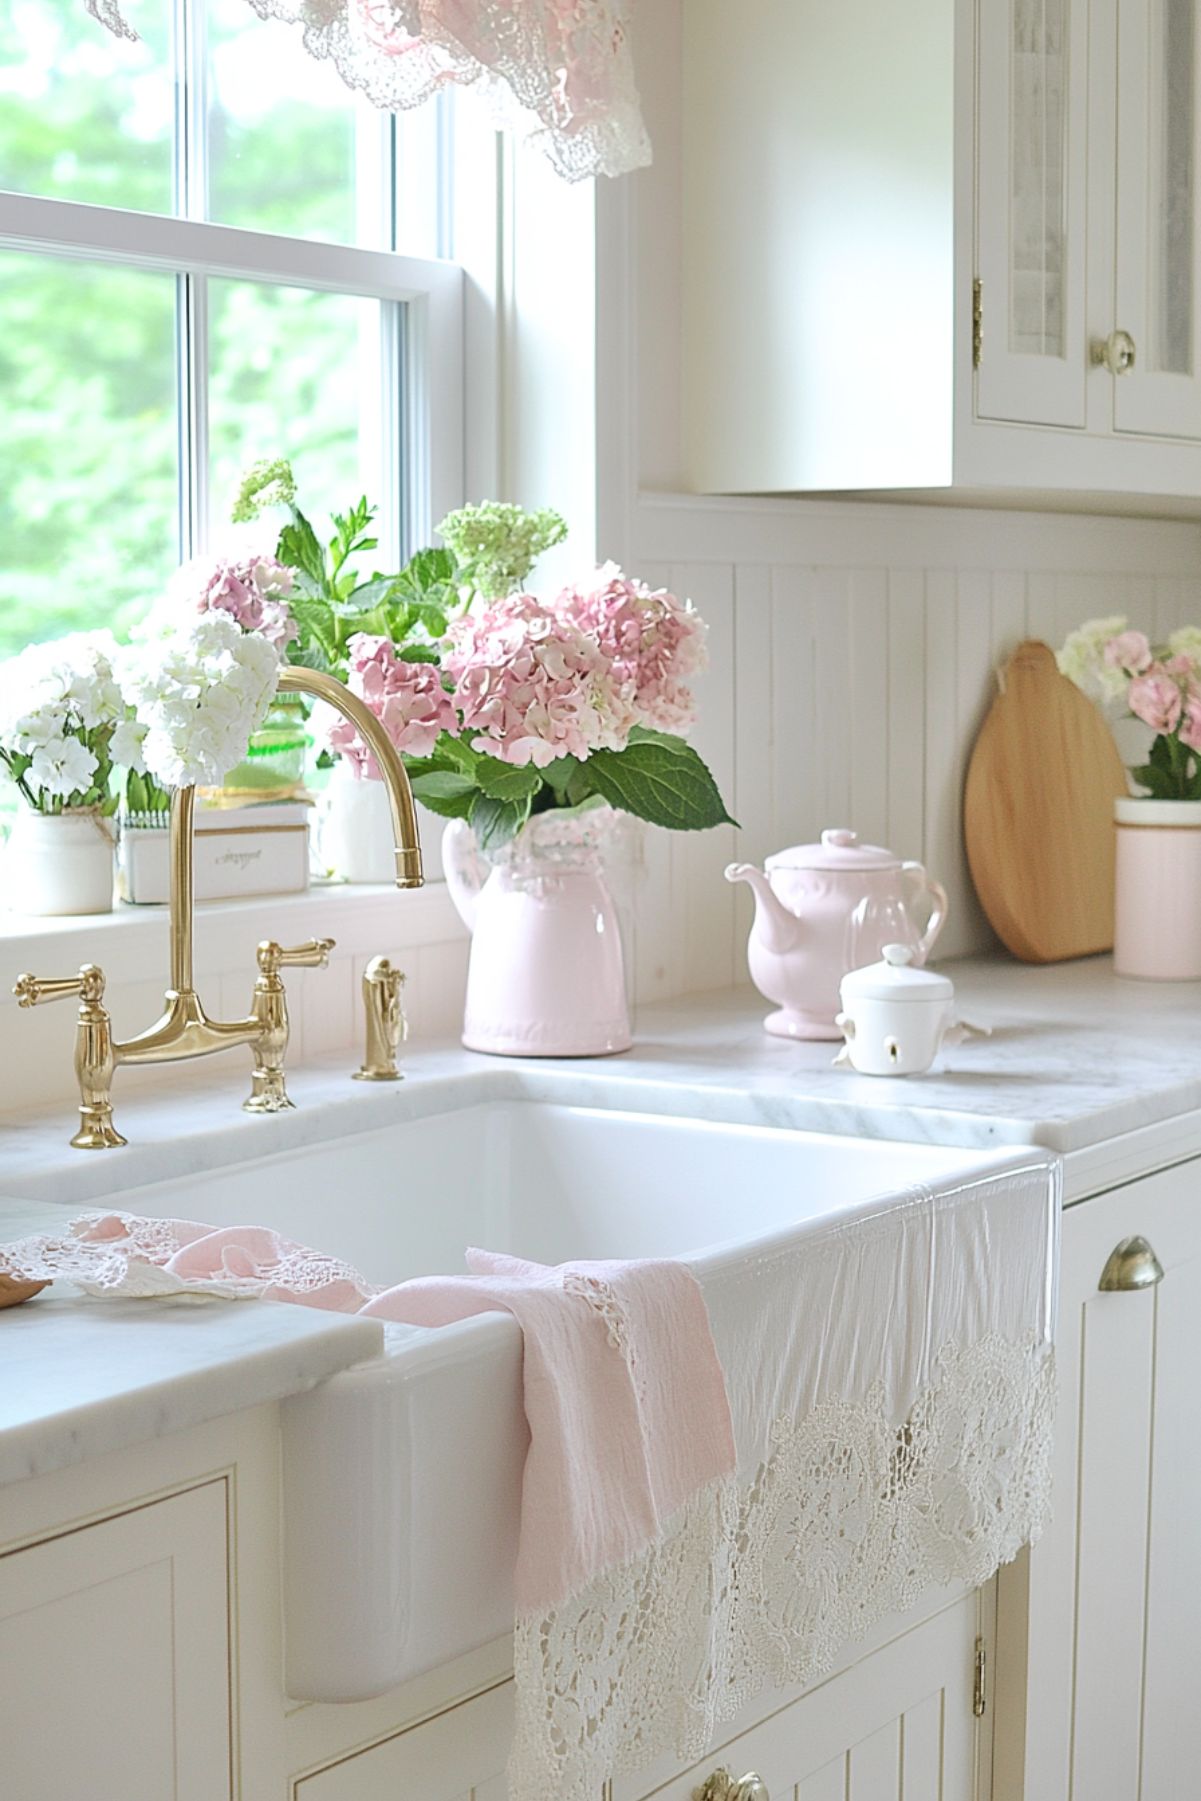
[1058,615,1201,800]
[328,563,729,847]
[232,462,734,848]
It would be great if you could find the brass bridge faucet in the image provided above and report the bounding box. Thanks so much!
[14,668,423,1149]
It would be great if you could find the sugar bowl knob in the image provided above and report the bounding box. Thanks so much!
[693,1769,770,1801]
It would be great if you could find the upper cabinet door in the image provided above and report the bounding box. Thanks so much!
[1113,0,1201,438]
[975,0,1090,427]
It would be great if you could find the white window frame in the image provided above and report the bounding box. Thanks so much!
[0,0,465,572]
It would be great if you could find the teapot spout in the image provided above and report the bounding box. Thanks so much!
[725,862,804,955]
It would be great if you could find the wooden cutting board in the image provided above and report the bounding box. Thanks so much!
[964,639,1128,963]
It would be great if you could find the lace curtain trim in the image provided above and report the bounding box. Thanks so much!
[83,0,651,181]
[509,1333,1056,1801]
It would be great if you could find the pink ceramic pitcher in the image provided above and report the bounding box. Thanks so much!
[727,828,948,1040]
[443,807,633,1057]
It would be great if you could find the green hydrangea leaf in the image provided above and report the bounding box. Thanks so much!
[471,790,532,850]
[586,738,737,831]
[474,756,542,802]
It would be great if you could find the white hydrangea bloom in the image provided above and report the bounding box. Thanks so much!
[119,613,281,789]
[29,735,99,798]
[1057,615,1130,700]
[0,630,135,808]
[109,718,148,773]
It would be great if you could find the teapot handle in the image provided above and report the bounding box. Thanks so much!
[901,862,949,961]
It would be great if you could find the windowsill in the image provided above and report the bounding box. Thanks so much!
[0,880,464,994]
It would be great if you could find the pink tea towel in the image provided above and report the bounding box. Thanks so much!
[362,1248,736,1613]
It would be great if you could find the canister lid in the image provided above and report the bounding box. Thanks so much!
[839,943,955,1003]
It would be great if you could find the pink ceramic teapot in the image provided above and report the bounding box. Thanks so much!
[726,829,948,1040]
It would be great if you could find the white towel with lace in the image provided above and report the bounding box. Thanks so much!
[508,1153,1059,1801]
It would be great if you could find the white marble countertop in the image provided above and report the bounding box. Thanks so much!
[0,1203,381,1489]
[1,951,1195,1490]
[4,953,1194,1181]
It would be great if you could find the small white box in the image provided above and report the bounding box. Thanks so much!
[119,801,312,904]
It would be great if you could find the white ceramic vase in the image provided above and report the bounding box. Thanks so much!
[5,807,115,916]
[443,805,639,1057]
[318,764,396,884]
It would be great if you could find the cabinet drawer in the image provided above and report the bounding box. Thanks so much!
[0,1479,232,1801]
[295,1680,513,1801]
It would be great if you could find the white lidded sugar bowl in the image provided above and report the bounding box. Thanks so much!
[836,944,956,1076]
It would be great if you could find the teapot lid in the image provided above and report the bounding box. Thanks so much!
[766,828,900,872]
[840,943,955,1003]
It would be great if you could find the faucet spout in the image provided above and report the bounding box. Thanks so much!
[276,665,424,890]
[167,666,425,996]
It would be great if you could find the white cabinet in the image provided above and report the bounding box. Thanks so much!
[0,1479,233,1801]
[619,1596,983,1801]
[294,1680,513,1801]
[681,0,1201,505]
[993,1162,1201,1801]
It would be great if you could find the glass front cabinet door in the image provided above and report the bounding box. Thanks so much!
[975,0,1091,429]
[1113,0,1201,439]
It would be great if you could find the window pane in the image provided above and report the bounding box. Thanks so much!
[207,279,389,536]
[0,253,178,659]
[0,0,172,214]
[208,0,370,244]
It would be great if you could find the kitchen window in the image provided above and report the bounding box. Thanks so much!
[0,0,464,662]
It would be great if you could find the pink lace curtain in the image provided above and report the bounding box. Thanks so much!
[85,0,651,181]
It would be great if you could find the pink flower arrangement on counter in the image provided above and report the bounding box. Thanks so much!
[1059,616,1201,799]
[204,467,735,847]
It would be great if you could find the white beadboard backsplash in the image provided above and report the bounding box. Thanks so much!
[6,498,1200,1115]
[623,496,1201,1000]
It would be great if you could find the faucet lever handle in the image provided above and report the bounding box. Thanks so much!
[13,964,107,1009]
[256,937,336,977]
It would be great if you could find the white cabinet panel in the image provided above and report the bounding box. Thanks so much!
[847,1719,902,1801]
[625,1595,979,1801]
[1138,1239,1201,1801]
[0,1480,231,1801]
[295,1681,512,1801]
[995,1162,1201,1801]
[800,1758,847,1801]
[1070,1278,1155,1800]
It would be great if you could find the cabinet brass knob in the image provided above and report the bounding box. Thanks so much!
[693,1769,770,1801]
[1091,329,1136,376]
[1099,1235,1164,1292]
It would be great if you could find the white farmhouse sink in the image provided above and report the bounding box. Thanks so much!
[77,1095,1034,1701]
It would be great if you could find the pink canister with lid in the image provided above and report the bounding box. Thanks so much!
[1114,797,1201,981]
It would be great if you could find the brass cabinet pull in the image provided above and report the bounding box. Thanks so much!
[1099,1235,1164,1292]
[693,1770,770,1801]
[1091,329,1136,375]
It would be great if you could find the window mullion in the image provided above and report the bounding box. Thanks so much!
[177,272,211,558]
[175,0,210,222]
[173,0,210,560]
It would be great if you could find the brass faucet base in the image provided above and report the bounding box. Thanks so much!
[71,1108,127,1151]
[243,1070,295,1113]
[352,1066,403,1083]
